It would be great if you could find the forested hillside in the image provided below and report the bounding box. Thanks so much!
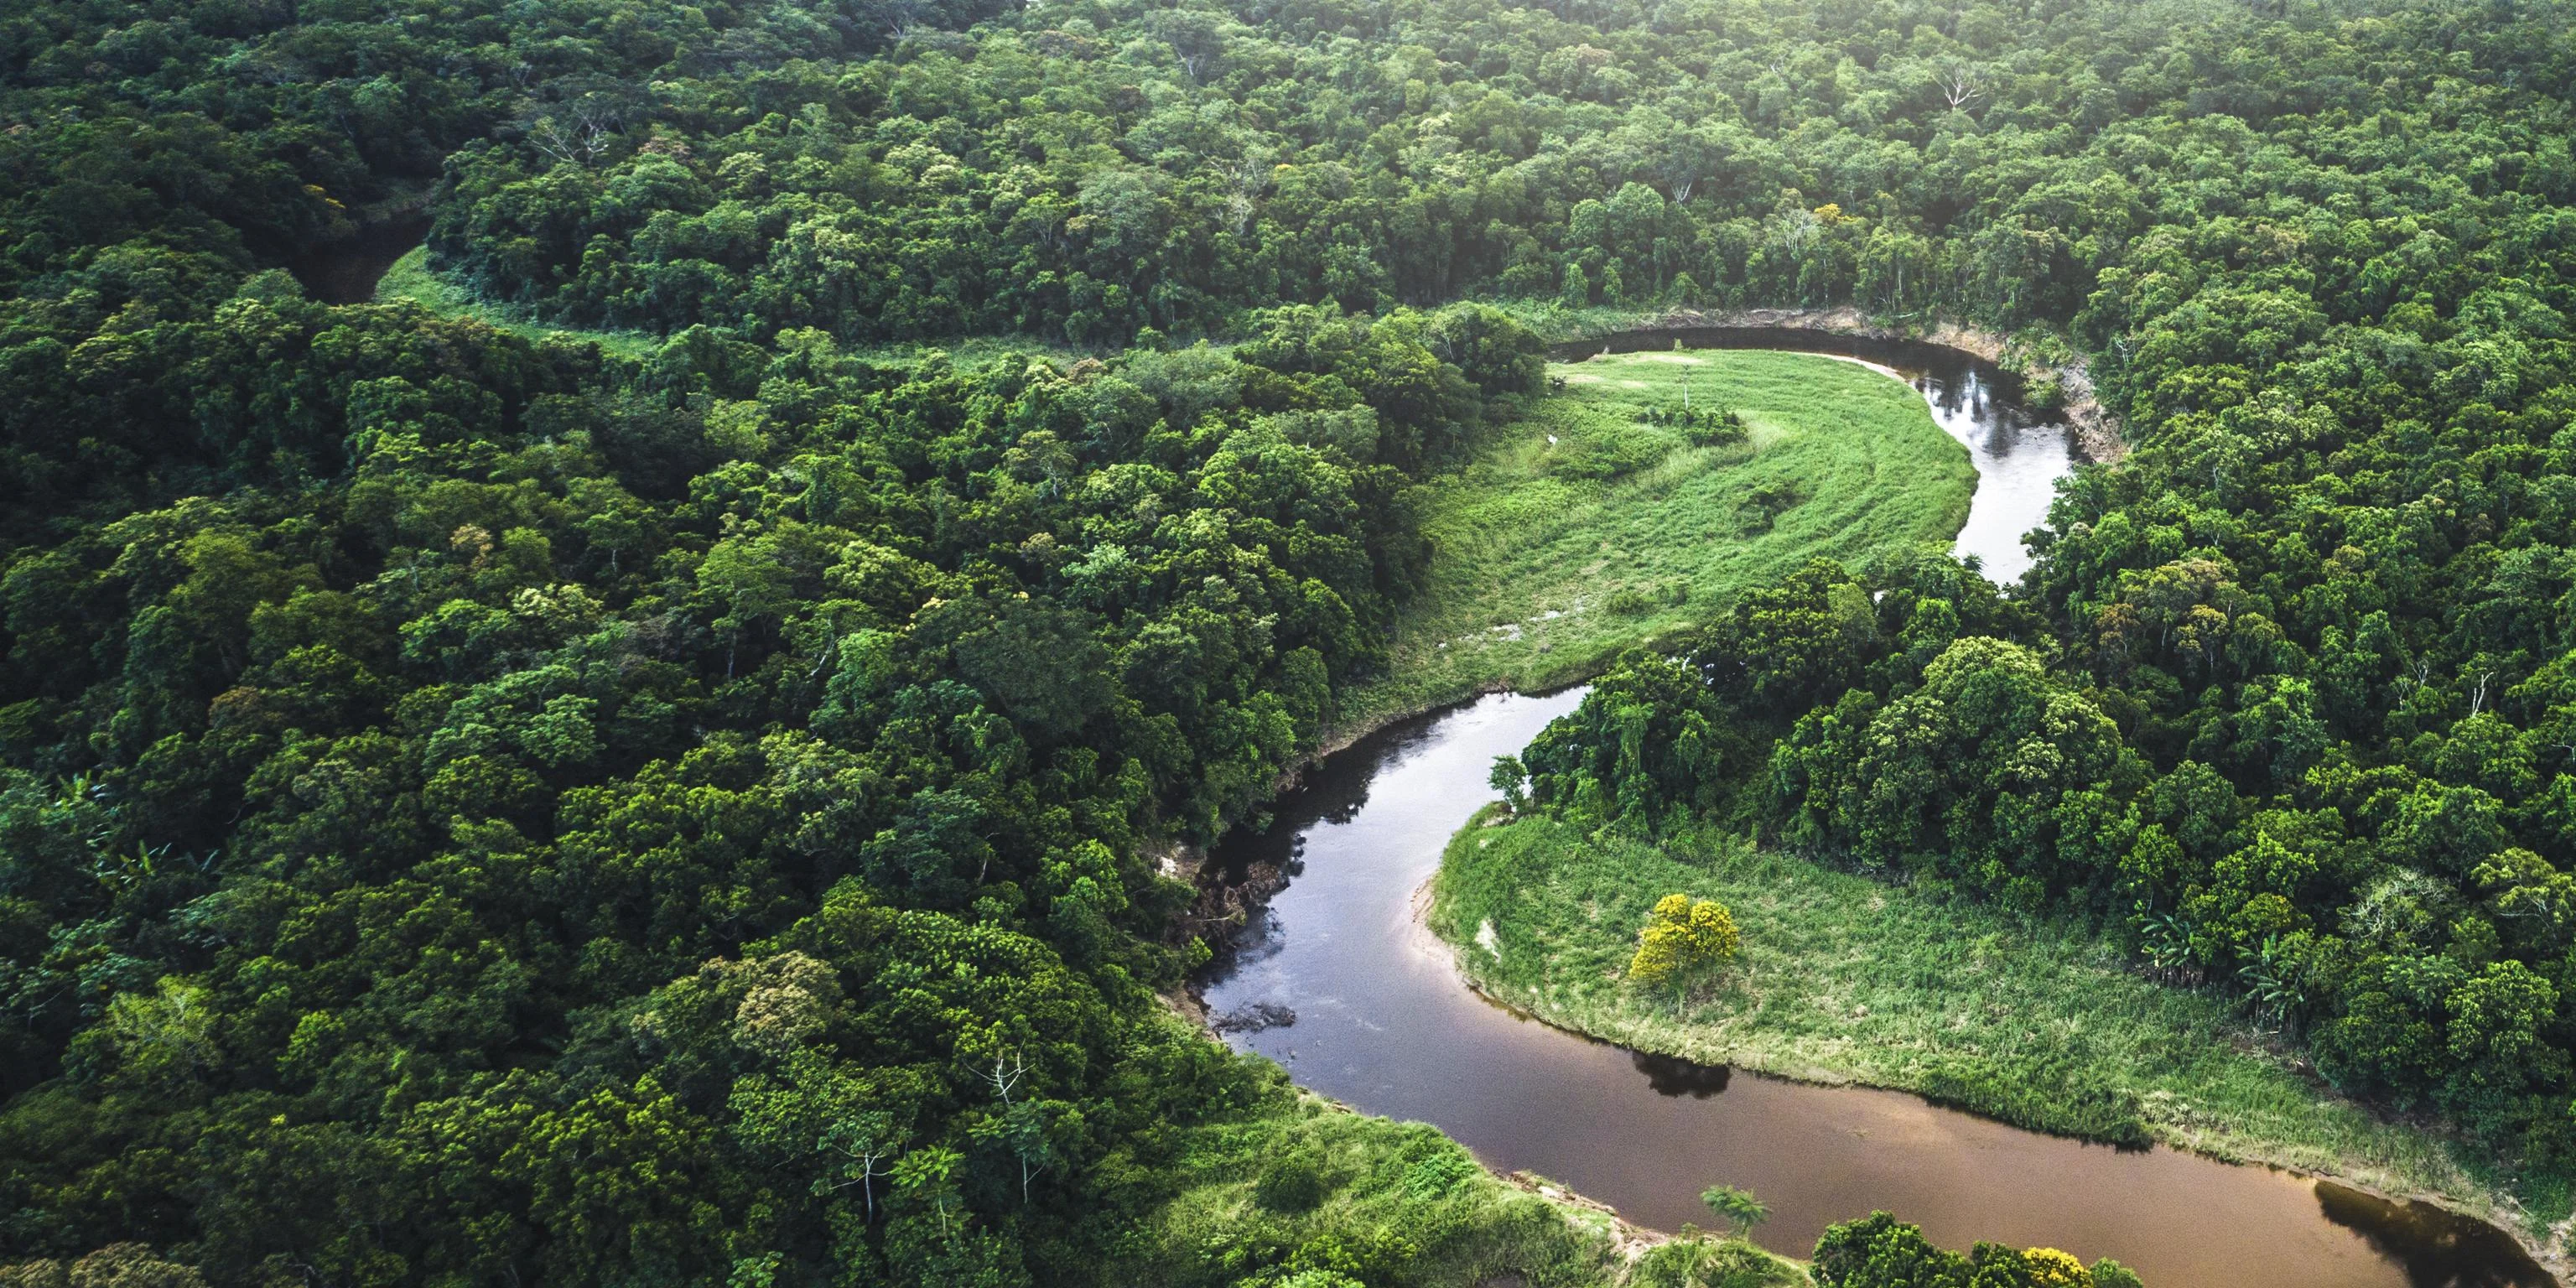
[7,0,2576,1279]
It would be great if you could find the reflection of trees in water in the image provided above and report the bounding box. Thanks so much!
[1632,1051,1732,1098]
[2313,1182,2552,1288]
[1199,706,1457,972]
[1561,327,2060,454]
[1211,700,1482,881]
[1212,724,1409,879]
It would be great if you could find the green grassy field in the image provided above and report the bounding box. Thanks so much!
[1332,349,1972,735]
[1427,814,2523,1233]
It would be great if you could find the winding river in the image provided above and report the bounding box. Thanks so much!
[1199,334,2551,1288]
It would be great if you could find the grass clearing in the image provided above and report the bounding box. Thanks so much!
[1334,348,1972,734]
[1428,813,2521,1231]
[372,247,662,359]
[375,247,1093,370]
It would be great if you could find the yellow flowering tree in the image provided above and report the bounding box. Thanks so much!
[2021,1248,2091,1287]
[1627,894,1739,985]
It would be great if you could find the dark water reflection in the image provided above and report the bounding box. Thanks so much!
[1632,1051,1732,1099]
[1199,691,2553,1287]
[2319,1183,2557,1288]
[1553,327,2082,583]
[287,213,430,305]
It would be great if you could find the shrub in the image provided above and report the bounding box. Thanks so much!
[1684,410,1749,448]
[1628,894,1739,984]
[1400,1150,1478,1200]
[1739,480,1804,532]
[1254,1156,1330,1213]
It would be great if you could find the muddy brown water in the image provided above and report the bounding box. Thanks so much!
[1199,692,2549,1287]
[1200,333,2551,1286]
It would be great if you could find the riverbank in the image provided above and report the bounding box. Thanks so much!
[1322,347,1972,745]
[1109,1061,1639,1285]
[1114,1012,1814,1286]
[1503,303,2127,465]
[1427,812,2564,1278]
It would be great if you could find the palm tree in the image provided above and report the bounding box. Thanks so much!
[1701,1183,1770,1240]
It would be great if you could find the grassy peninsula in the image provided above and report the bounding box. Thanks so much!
[1334,349,1971,733]
[1429,813,2523,1234]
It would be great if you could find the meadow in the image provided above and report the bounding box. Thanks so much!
[1333,349,1972,735]
[1427,814,2522,1232]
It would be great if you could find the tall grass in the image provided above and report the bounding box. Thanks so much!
[371,247,662,359]
[1430,813,2515,1226]
[1335,349,1972,735]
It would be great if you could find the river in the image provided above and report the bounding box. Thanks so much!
[1197,333,2551,1288]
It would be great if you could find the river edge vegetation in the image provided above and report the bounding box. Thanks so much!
[1461,534,2576,1267]
[1431,813,2495,1218]
[1335,349,1972,732]
[8,0,2576,1275]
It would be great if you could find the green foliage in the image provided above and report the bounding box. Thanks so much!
[0,288,1519,1280]
[1812,1213,2140,1288]
[373,248,657,360]
[1400,1151,1478,1202]
[1699,1184,1769,1238]
[1543,415,1675,482]
[1253,1157,1330,1214]
[1812,1213,1974,1288]
[0,1243,208,1288]
[1771,636,2142,906]
[15,0,2576,1270]
[1343,350,1973,735]
[1433,816,2475,1197]
[1631,1237,1803,1288]
[1604,587,1659,616]
[1118,1093,1623,1288]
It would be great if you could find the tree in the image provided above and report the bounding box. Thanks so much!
[1701,1184,1770,1239]
[1426,304,1547,398]
[1628,894,1739,985]
[1521,651,1742,827]
[1488,756,1530,813]
[0,1244,210,1288]
[698,533,795,678]
[1810,1213,1970,1288]
[1938,65,1984,112]
[1558,262,1592,309]
[927,595,1113,740]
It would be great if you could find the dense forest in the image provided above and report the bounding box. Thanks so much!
[1509,0,2576,1198]
[6,0,2576,1279]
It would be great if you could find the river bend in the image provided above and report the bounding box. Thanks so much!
[1199,334,2548,1288]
